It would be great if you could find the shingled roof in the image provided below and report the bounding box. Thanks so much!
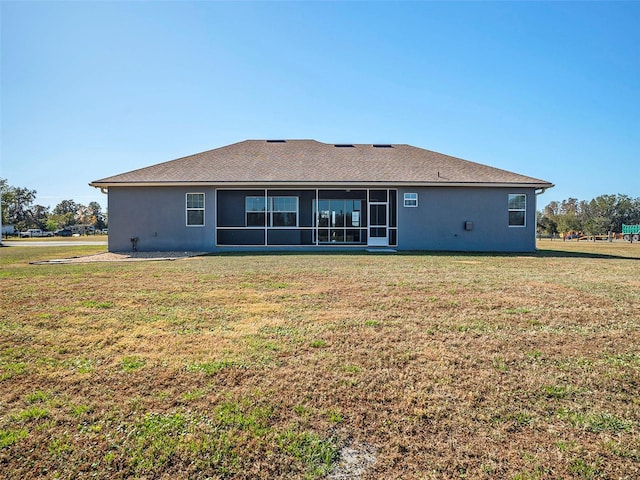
[90,140,553,189]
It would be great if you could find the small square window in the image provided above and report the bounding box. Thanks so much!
[404,192,418,207]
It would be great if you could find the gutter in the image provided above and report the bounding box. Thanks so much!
[535,186,554,195]
[90,181,555,190]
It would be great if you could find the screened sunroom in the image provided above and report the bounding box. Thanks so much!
[215,188,397,247]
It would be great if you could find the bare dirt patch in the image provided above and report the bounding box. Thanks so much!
[327,441,377,479]
[30,251,205,264]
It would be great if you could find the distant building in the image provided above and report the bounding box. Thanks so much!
[1,224,15,239]
[70,225,95,235]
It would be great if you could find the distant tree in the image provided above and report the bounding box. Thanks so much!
[1,180,38,230]
[87,201,106,229]
[554,198,582,234]
[538,201,560,236]
[543,201,560,217]
[53,199,80,216]
[2,180,111,233]
[536,211,558,236]
[580,200,608,236]
[53,200,80,226]
[75,204,92,226]
[615,194,640,228]
[45,217,60,232]
[46,213,69,230]
[540,194,640,237]
[0,178,7,225]
[28,204,51,230]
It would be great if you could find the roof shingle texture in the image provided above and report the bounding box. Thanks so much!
[91,140,553,187]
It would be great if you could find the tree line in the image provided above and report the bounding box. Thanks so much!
[1,179,107,232]
[537,194,640,236]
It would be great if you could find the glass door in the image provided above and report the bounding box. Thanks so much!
[313,198,366,244]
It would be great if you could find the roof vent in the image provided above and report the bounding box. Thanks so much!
[334,144,354,148]
[266,139,286,143]
[373,144,393,148]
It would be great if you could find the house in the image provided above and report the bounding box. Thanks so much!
[90,139,553,252]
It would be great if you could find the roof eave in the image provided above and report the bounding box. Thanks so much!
[90,181,554,189]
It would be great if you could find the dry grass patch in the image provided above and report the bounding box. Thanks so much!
[1,242,639,478]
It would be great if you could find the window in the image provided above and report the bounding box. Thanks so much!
[508,194,526,227]
[246,196,267,227]
[404,192,418,207]
[271,197,298,227]
[245,196,298,227]
[186,193,205,226]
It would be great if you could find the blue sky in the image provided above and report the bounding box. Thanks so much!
[1,1,638,211]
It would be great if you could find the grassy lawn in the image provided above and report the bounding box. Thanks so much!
[1,241,638,479]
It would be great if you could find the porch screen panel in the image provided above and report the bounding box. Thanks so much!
[346,200,362,227]
[218,190,263,227]
[389,190,397,227]
[217,229,265,245]
[370,204,386,226]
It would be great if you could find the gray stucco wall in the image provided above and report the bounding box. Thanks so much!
[396,187,538,252]
[108,186,216,252]
[107,185,539,252]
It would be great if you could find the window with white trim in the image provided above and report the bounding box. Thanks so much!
[246,196,267,227]
[271,196,298,227]
[404,192,418,207]
[508,194,526,227]
[245,196,298,227]
[186,193,205,226]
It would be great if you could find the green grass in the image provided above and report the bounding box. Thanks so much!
[67,358,95,374]
[557,409,633,433]
[541,384,573,399]
[120,356,146,373]
[80,300,114,309]
[275,428,338,477]
[568,458,601,479]
[0,241,639,478]
[14,406,50,422]
[0,428,28,449]
[0,362,27,381]
[25,390,51,404]
[186,359,238,375]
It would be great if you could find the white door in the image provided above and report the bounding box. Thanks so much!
[368,202,388,246]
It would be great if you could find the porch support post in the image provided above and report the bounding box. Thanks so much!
[315,188,319,246]
[264,188,268,247]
